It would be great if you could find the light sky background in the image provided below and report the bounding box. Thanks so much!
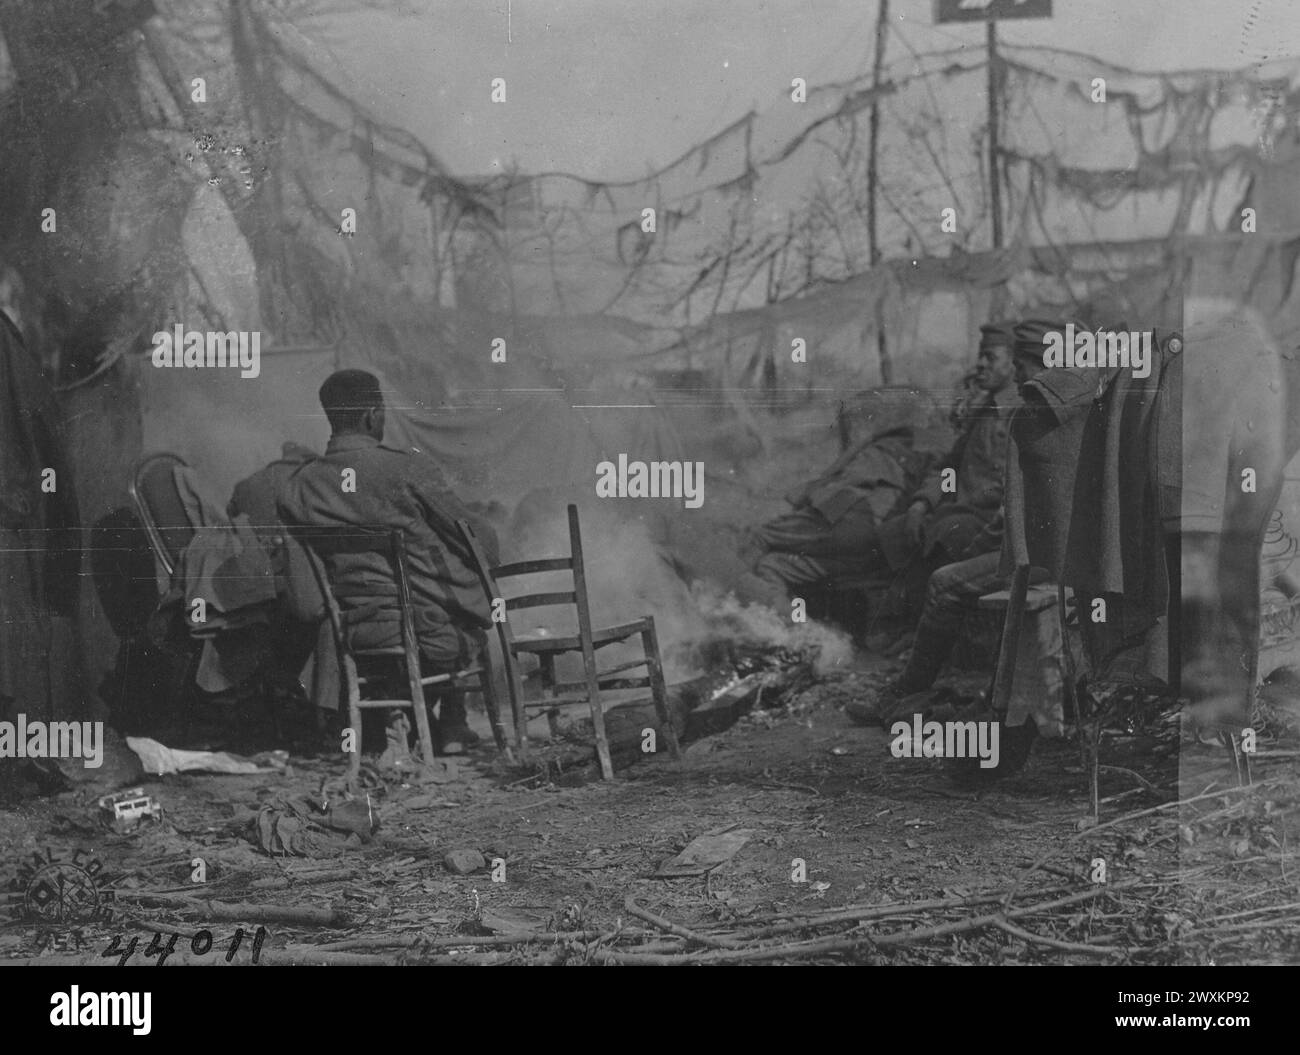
[307,0,1300,180]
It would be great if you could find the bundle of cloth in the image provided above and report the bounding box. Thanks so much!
[153,456,322,698]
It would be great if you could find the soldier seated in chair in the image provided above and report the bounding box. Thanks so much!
[278,369,500,756]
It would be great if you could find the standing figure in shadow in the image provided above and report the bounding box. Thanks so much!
[0,310,82,788]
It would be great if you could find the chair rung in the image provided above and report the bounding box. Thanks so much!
[598,677,651,691]
[522,693,592,708]
[978,585,1057,612]
[549,682,589,695]
[355,698,419,709]
[495,557,572,577]
[521,694,655,715]
[419,666,485,686]
[553,677,650,694]
[512,620,646,654]
[596,658,650,677]
[506,592,577,611]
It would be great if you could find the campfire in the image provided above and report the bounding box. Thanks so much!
[508,589,847,784]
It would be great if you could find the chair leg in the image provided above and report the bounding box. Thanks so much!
[479,668,514,764]
[407,667,436,767]
[580,647,615,781]
[343,653,362,781]
[508,662,529,757]
[1055,585,1100,818]
[492,645,528,756]
[990,565,1030,717]
[642,617,680,760]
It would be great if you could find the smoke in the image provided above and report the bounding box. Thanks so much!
[502,498,709,683]
[688,582,854,677]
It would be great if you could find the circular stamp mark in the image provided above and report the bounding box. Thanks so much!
[23,861,102,923]
[4,847,113,925]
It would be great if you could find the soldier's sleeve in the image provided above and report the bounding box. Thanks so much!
[274,466,308,528]
[914,430,967,510]
[409,460,501,565]
[971,417,1010,510]
[959,509,1004,560]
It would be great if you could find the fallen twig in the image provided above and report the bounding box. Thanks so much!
[1201,919,1300,939]
[992,919,1126,957]
[299,927,659,952]
[419,950,568,965]
[111,892,351,928]
[872,886,1110,947]
[624,896,743,949]
[1097,765,1158,794]
[739,883,1074,928]
[594,931,874,965]
[289,935,421,951]
[0,947,395,967]
[1009,780,1282,903]
[249,869,354,890]
[258,947,397,966]
[1201,901,1300,926]
[1098,787,1147,807]
[593,887,1114,964]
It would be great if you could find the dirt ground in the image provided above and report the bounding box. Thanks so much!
[3,653,1299,966]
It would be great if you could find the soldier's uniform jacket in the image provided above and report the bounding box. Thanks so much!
[277,434,500,654]
[880,387,1019,567]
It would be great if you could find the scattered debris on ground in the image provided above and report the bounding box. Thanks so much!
[3,656,1298,965]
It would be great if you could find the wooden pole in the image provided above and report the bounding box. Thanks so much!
[986,19,1003,249]
[867,0,889,267]
[868,0,893,382]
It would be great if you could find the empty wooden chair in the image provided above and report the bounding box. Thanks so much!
[294,525,512,777]
[459,504,680,780]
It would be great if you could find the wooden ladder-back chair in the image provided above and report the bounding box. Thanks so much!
[458,504,680,780]
[129,452,196,579]
[128,452,205,727]
[293,525,513,777]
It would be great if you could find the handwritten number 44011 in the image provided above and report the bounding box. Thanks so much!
[102,927,267,966]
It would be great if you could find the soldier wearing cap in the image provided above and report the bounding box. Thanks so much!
[846,317,1084,776]
[278,369,499,756]
[875,319,1020,581]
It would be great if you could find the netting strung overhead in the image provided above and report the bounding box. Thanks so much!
[482,46,1300,336]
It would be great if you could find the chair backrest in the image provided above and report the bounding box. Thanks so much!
[459,503,597,667]
[289,524,420,661]
[129,452,194,578]
[465,503,595,624]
